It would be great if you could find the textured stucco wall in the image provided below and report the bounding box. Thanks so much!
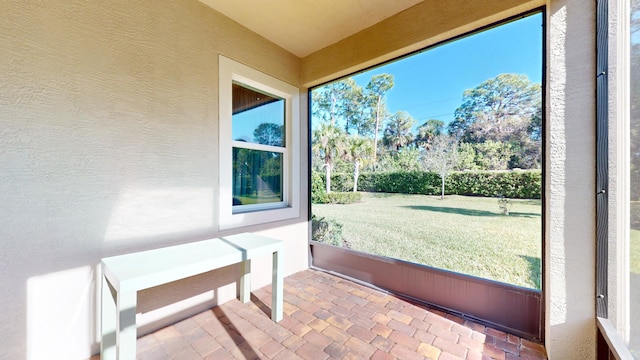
[546,0,596,358]
[0,1,306,359]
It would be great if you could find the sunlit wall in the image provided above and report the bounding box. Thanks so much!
[0,1,308,359]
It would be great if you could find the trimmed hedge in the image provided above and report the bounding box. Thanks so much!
[446,171,541,199]
[312,170,541,200]
[314,191,362,204]
[325,192,361,204]
[362,171,441,194]
[312,173,362,204]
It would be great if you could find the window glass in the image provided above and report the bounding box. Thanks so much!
[232,148,283,206]
[231,82,286,210]
[310,13,543,289]
[232,83,285,147]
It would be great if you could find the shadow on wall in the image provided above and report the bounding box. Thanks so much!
[1,1,226,356]
[18,182,306,359]
[0,0,311,359]
[21,184,224,360]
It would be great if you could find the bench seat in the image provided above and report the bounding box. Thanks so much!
[100,233,284,360]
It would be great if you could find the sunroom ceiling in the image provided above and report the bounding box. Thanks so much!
[199,0,424,58]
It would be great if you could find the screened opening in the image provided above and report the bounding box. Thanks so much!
[310,13,543,290]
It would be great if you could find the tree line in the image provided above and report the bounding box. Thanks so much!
[311,73,542,198]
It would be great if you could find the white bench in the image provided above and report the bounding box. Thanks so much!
[100,233,284,360]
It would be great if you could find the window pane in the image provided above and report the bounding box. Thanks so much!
[232,83,285,147]
[232,148,283,206]
[310,14,542,289]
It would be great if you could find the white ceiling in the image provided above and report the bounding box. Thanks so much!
[199,0,424,58]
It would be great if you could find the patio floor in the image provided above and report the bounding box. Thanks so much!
[92,269,547,360]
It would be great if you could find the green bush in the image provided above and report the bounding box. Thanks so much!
[312,170,541,200]
[446,170,541,199]
[370,171,441,194]
[311,172,362,204]
[311,214,346,247]
[330,173,353,193]
[324,191,362,204]
[311,172,327,203]
[327,171,440,194]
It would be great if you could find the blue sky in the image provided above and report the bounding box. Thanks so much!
[233,101,284,143]
[350,12,543,126]
[240,13,543,140]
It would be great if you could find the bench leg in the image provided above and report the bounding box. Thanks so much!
[101,276,117,360]
[272,250,283,322]
[239,259,251,303]
[117,291,138,360]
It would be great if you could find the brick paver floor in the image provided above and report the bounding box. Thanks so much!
[92,269,547,360]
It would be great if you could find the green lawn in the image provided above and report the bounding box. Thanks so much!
[313,192,542,289]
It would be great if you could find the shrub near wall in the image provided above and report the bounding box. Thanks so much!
[313,170,541,200]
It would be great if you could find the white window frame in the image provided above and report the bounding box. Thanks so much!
[596,0,640,356]
[218,55,300,230]
[611,0,631,344]
[601,1,636,358]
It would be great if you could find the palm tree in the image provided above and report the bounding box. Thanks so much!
[312,123,345,193]
[415,119,445,150]
[383,111,415,152]
[342,136,373,192]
